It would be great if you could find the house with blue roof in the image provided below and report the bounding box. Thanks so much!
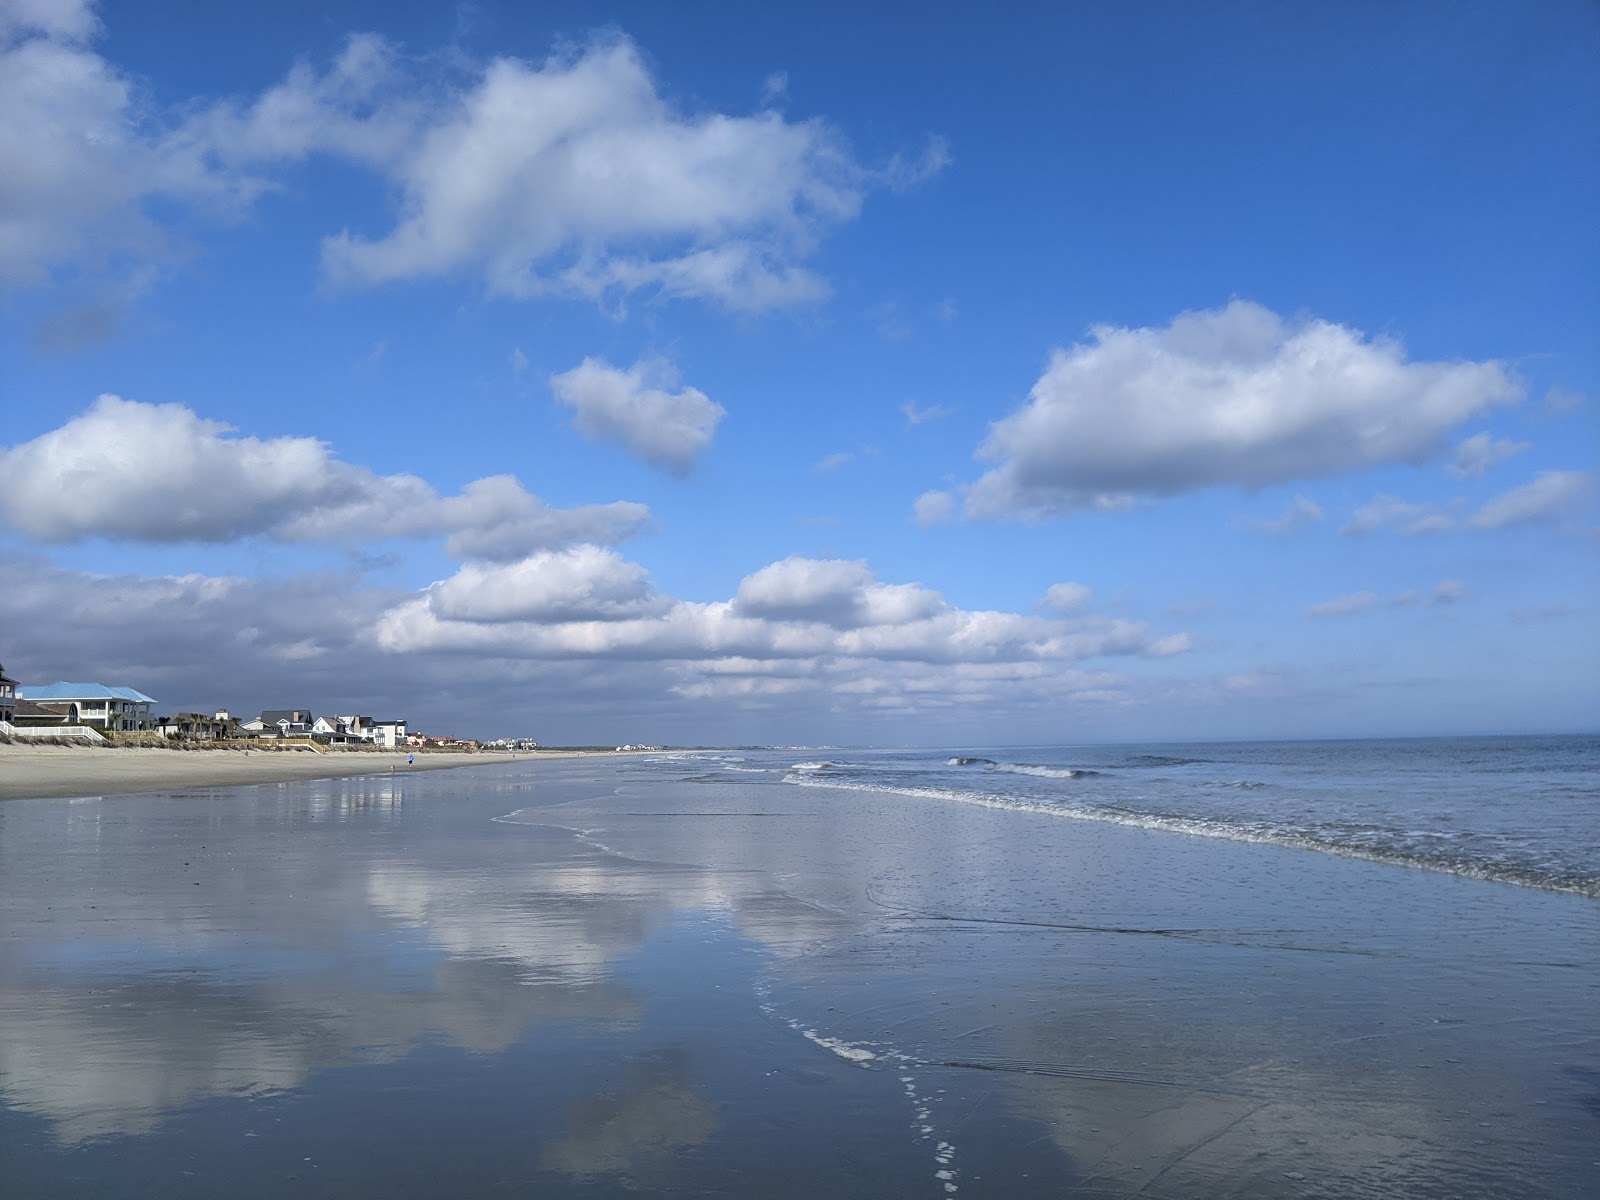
[16,683,159,731]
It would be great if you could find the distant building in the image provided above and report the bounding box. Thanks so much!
[371,719,407,749]
[242,709,316,738]
[11,698,75,726]
[156,713,237,741]
[17,683,158,731]
[0,662,16,724]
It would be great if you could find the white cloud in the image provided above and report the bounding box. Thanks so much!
[960,301,1522,520]
[1343,471,1593,536]
[1240,494,1324,535]
[900,399,951,426]
[0,395,650,556]
[0,19,408,294]
[1392,579,1467,607]
[1040,582,1093,614]
[1542,387,1584,415]
[377,554,1188,680]
[319,37,929,311]
[510,347,529,376]
[1,0,99,41]
[550,357,724,475]
[912,489,956,526]
[0,550,1204,740]
[1307,592,1379,618]
[0,19,209,288]
[192,33,417,169]
[732,556,942,628]
[421,546,668,623]
[3,17,942,313]
[813,451,855,473]
[1341,495,1459,537]
[1448,432,1530,478]
[1466,470,1592,530]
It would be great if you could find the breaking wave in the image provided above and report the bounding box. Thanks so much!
[781,775,1599,899]
[988,763,1104,779]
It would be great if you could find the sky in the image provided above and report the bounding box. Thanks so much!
[1,0,1596,746]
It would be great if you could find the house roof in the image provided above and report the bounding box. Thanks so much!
[14,699,73,720]
[19,682,158,704]
[0,663,17,686]
[258,709,314,725]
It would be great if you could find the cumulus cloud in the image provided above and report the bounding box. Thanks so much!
[0,12,213,288]
[0,395,650,556]
[318,36,940,310]
[0,548,1193,739]
[377,553,1189,678]
[0,15,411,296]
[550,357,724,475]
[3,13,941,312]
[1448,432,1529,479]
[957,301,1522,520]
[1307,592,1379,618]
[420,547,668,623]
[732,557,942,627]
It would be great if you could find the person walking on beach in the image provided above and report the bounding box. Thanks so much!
[407,753,414,766]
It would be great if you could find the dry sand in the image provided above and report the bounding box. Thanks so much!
[0,742,600,801]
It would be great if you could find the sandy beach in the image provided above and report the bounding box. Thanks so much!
[0,742,600,801]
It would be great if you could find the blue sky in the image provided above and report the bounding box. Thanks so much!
[1,0,1595,744]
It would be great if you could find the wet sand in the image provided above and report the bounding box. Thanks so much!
[0,743,602,801]
[0,752,1594,1198]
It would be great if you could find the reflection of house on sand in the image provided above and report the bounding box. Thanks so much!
[540,1050,720,1177]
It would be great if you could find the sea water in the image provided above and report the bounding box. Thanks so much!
[743,735,1599,897]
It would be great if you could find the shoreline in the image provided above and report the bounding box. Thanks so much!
[0,742,613,802]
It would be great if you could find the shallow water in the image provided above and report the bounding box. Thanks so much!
[1,742,1596,1197]
[776,735,1600,897]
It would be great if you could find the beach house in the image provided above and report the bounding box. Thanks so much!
[16,683,159,731]
[371,719,408,748]
[0,662,16,724]
[155,713,237,741]
[242,709,316,738]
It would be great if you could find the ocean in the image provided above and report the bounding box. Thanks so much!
[755,734,1600,898]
